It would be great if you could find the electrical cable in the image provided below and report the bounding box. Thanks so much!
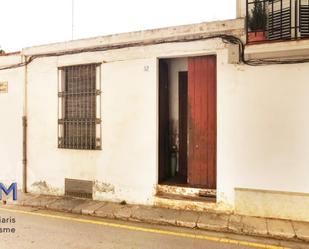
[1,34,309,70]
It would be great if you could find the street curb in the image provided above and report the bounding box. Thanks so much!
[4,195,309,244]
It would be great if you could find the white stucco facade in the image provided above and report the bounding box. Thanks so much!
[0,54,24,189]
[26,55,158,204]
[23,34,237,205]
[0,16,309,221]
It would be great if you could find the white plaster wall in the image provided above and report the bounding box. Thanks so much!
[167,58,188,149]
[22,34,309,220]
[0,62,24,189]
[27,56,158,204]
[1,14,308,220]
[25,39,231,205]
[168,58,188,123]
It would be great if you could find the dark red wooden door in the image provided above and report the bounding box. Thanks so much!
[188,56,216,189]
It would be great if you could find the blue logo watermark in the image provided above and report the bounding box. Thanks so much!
[0,183,17,201]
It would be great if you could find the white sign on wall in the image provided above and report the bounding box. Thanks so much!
[0,82,8,93]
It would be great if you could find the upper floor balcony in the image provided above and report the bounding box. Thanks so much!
[246,0,309,43]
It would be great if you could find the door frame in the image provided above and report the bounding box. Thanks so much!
[157,55,217,193]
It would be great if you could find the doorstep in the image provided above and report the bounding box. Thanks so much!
[155,184,217,212]
[1,192,309,243]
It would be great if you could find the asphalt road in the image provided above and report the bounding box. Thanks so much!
[0,206,307,249]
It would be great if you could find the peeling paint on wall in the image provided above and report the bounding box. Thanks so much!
[93,181,115,194]
[216,192,234,211]
[31,181,61,195]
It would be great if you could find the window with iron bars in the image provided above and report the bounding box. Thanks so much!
[58,64,102,150]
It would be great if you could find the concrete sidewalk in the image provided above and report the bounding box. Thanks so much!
[2,192,309,243]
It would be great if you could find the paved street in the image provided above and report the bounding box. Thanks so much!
[0,206,307,249]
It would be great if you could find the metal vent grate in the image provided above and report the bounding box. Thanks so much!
[65,178,93,199]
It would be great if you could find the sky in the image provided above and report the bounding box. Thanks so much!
[0,0,235,52]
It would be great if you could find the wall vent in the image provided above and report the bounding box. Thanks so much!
[65,178,93,199]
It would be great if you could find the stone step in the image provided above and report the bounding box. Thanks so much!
[156,184,216,198]
[154,192,218,212]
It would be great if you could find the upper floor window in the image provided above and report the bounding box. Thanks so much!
[247,0,309,43]
[58,64,102,150]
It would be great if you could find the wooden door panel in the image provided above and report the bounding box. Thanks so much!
[188,56,216,189]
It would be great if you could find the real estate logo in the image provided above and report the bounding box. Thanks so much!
[0,183,17,201]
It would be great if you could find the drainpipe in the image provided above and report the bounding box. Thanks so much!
[22,55,28,193]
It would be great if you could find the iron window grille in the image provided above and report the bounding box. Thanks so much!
[246,0,309,43]
[58,64,102,150]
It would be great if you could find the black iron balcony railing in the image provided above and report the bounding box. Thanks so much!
[246,0,309,43]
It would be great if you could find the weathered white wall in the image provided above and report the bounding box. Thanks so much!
[0,55,24,189]
[24,38,309,220]
[27,56,158,204]
[0,13,305,221]
[167,58,188,151]
[25,35,234,205]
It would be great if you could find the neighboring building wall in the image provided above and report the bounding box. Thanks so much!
[218,60,309,221]
[0,55,24,189]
